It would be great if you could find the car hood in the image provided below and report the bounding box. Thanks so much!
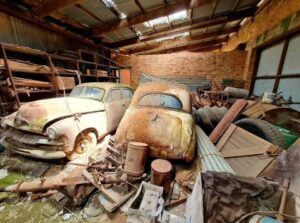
[3,97,105,133]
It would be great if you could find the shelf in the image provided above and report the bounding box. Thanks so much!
[17,89,56,94]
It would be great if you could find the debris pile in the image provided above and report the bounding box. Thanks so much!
[0,81,299,223]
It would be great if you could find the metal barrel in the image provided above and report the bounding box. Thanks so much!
[124,142,148,177]
[150,159,173,195]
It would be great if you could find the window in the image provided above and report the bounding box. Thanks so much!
[69,86,84,97]
[70,87,105,101]
[107,89,123,102]
[138,93,182,110]
[122,88,133,99]
[252,33,300,111]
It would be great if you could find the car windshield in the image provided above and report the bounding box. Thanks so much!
[138,93,182,110]
[69,87,105,101]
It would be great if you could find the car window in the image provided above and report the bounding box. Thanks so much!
[122,88,133,99]
[138,93,182,110]
[107,89,123,102]
[70,87,105,101]
[69,86,84,97]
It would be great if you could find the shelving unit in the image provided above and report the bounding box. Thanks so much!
[0,43,123,114]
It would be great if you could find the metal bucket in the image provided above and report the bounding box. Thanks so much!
[150,159,173,195]
[124,142,148,177]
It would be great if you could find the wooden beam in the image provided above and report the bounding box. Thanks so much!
[91,0,212,36]
[134,0,145,12]
[136,37,229,55]
[74,4,104,23]
[109,7,256,48]
[189,44,222,52]
[127,26,239,54]
[32,0,84,17]
[0,2,102,50]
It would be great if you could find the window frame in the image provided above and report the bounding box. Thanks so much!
[250,32,300,95]
[137,92,183,111]
[70,86,105,101]
[120,87,134,100]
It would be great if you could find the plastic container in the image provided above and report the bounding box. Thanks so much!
[272,125,299,148]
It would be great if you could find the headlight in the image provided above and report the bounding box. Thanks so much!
[47,127,58,140]
[0,120,8,129]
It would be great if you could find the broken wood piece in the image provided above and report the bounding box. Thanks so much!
[217,124,278,177]
[209,99,248,144]
[221,146,270,158]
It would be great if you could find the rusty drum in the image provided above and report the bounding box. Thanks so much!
[124,142,148,177]
[151,159,173,194]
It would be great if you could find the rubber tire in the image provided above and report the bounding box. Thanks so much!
[235,118,287,148]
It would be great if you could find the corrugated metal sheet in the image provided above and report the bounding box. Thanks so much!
[80,0,118,22]
[59,5,99,26]
[138,0,164,11]
[214,0,236,16]
[139,73,212,92]
[237,0,260,10]
[192,4,213,21]
[0,12,82,51]
[117,27,137,38]
[114,0,141,17]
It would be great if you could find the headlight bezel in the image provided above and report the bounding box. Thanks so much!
[47,127,58,140]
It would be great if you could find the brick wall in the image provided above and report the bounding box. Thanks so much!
[114,51,248,89]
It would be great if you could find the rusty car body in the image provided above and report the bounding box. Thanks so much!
[115,82,196,162]
[0,82,133,160]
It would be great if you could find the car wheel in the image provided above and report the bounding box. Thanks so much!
[235,118,287,148]
[67,132,97,160]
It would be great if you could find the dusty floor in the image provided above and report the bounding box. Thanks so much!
[0,142,189,222]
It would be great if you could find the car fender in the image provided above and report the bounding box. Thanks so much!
[47,111,107,154]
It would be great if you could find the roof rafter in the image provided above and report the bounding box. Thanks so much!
[91,0,212,36]
[126,25,239,54]
[137,37,229,55]
[109,7,256,48]
[32,0,84,17]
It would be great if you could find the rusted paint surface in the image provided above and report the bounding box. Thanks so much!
[0,82,133,159]
[116,82,196,162]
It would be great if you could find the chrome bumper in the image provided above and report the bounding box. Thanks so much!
[2,128,66,159]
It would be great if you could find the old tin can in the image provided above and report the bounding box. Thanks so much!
[151,159,173,195]
[124,142,148,177]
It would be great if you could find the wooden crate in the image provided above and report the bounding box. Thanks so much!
[216,124,279,177]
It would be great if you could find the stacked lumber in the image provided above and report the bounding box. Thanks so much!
[13,77,53,88]
[0,59,79,75]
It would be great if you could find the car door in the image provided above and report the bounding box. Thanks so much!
[104,88,125,133]
[121,87,133,111]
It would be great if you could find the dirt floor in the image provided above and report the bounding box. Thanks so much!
[0,134,193,223]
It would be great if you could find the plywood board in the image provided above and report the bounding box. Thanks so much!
[217,124,278,177]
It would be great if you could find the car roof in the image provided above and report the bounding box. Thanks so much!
[131,81,192,113]
[76,82,132,90]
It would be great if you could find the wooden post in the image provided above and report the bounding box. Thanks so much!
[209,99,248,144]
[0,43,21,108]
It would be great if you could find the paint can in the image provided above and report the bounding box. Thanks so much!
[124,142,148,177]
[249,215,282,223]
[151,159,173,195]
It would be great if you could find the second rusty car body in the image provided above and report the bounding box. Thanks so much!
[116,82,196,162]
[1,82,133,160]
